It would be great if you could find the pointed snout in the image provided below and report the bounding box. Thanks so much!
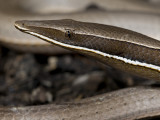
[14,20,29,31]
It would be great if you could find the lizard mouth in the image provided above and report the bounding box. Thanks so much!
[15,20,30,32]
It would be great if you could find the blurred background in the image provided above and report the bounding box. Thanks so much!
[0,0,160,113]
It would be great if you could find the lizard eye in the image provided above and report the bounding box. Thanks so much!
[65,30,72,38]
